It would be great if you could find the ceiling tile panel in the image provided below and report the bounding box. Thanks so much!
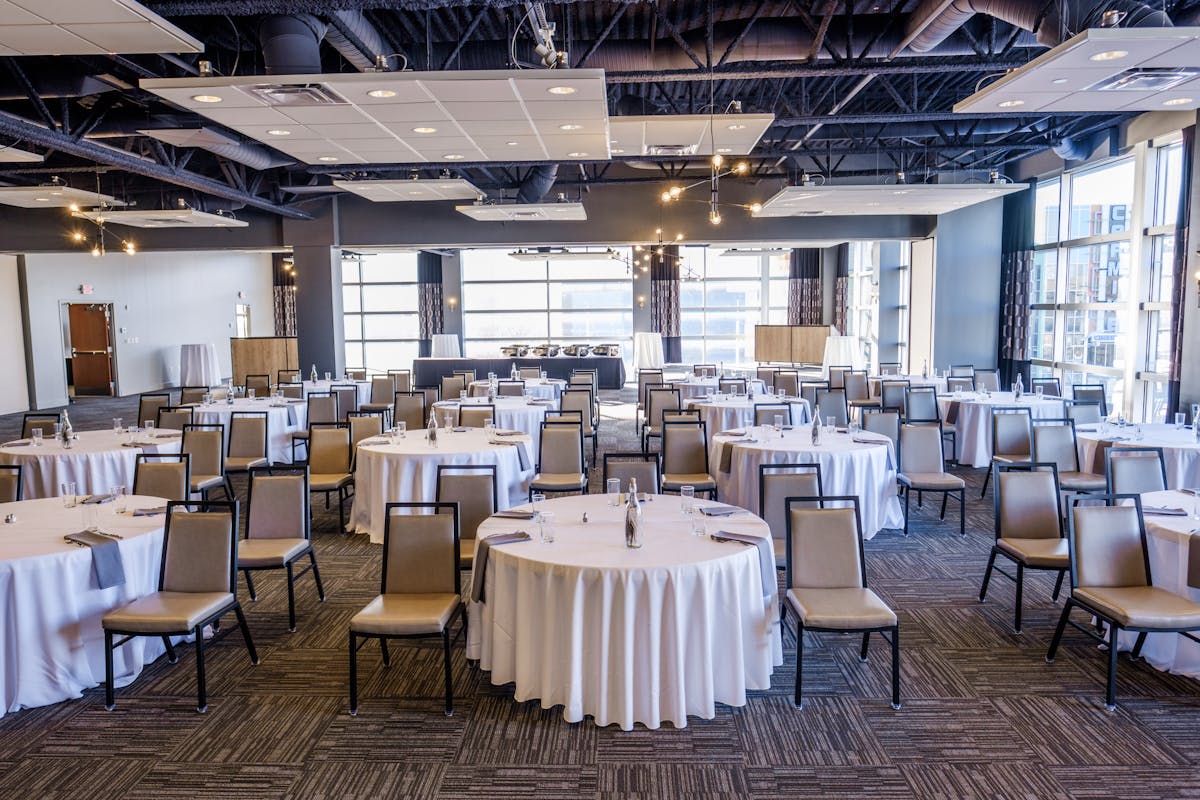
[0,0,201,53]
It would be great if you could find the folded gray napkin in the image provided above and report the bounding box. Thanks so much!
[81,494,114,505]
[65,531,126,589]
[359,438,389,446]
[494,430,524,437]
[3,440,30,447]
[492,510,537,520]
[711,530,773,603]
[154,432,183,439]
[700,504,743,517]
[471,531,532,603]
[1143,507,1188,516]
[452,427,468,432]
[717,439,756,473]
[491,440,531,470]
[717,429,746,437]
[132,505,167,516]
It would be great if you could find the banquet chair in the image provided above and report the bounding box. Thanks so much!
[225,412,270,479]
[388,369,412,392]
[436,464,497,570]
[416,386,440,412]
[348,412,384,463]
[1106,447,1168,495]
[0,464,21,502]
[784,496,900,710]
[1032,377,1063,397]
[880,380,909,415]
[898,422,965,536]
[180,386,209,405]
[545,409,584,426]
[661,420,717,499]
[291,392,339,462]
[392,391,427,431]
[800,381,827,411]
[157,405,194,432]
[946,377,975,393]
[1072,384,1109,417]
[349,502,464,716]
[137,394,171,428]
[278,382,303,399]
[183,423,232,501]
[530,421,588,499]
[879,362,903,376]
[209,386,230,402]
[754,403,793,426]
[561,388,598,465]
[245,374,271,397]
[980,407,1033,497]
[637,369,664,420]
[519,366,541,379]
[103,500,257,712]
[347,369,367,382]
[828,366,851,390]
[719,378,747,395]
[1063,399,1103,426]
[643,387,682,453]
[950,365,975,377]
[759,463,823,569]
[570,370,598,392]
[133,454,190,502]
[360,376,397,422]
[979,463,1067,632]
[757,367,778,388]
[602,452,660,494]
[453,369,476,385]
[441,375,467,402]
[497,380,525,397]
[1031,418,1105,498]
[308,425,354,532]
[844,371,879,418]
[862,409,901,454]
[331,384,359,420]
[973,368,1001,393]
[240,466,324,632]
[694,363,718,377]
[458,404,495,428]
[814,388,849,428]
[277,369,300,385]
[774,371,800,398]
[1046,496,1200,710]
[906,386,956,461]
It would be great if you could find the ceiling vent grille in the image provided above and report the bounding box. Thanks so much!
[1089,67,1200,92]
[248,84,348,106]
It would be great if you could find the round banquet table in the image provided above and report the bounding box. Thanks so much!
[0,495,171,716]
[189,398,308,465]
[685,395,812,434]
[868,374,946,397]
[467,493,781,730]
[468,379,565,401]
[1075,423,1200,490]
[350,428,534,544]
[303,379,372,407]
[712,427,904,538]
[0,430,182,499]
[936,391,1063,468]
[432,396,551,453]
[672,377,767,401]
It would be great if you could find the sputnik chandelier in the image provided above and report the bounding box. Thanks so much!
[659,154,762,225]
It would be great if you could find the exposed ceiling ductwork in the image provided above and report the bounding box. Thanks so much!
[259,10,398,74]
[516,164,560,204]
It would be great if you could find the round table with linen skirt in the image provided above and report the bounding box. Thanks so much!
[0,430,182,499]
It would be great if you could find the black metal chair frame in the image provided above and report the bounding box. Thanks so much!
[759,461,823,576]
[292,391,338,462]
[531,420,589,500]
[753,402,794,427]
[980,406,1033,498]
[659,418,716,500]
[306,422,354,532]
[133,452,191,500]
[601,451,660,491]
[0,463,22,501]
[436,463,499,571]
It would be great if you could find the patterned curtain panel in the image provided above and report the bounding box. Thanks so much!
[1167,125,1194,420]
[272,258,296,336]
[832,244,849,335]
[417,251,444,359]
[998,180,1036,387]
[651,245,682,363]
[788,248,822,325]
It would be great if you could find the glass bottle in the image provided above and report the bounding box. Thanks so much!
[811,403,821,446]
[625,477,643,548]
[427,412,438,446]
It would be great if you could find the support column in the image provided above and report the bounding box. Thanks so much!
[283,198,343,377]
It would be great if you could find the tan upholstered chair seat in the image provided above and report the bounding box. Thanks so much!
[460,550,474,570]
[849,398,880,408]
[360,402,391,412]
[349,593,460,635]
[291,430,310,441]
[530,472,586,490]
[1059,471,1106,491]
[238,538,309,568]
[662,473,717,490]
[311,473,352,492]
[898,472,965,491]
[1073,586,1200,629]
[997,537,1069,569]
[993,453,1031,464]
[102,591,234,633]
[191,474,224,492]
[226,456,269,472]
[786,587,897,629]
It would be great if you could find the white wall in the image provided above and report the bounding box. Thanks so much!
[0,255,29,414]
[20,251,273,408]
[908,238,935,375]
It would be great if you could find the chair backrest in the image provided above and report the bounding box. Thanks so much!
[862,409,900,452]
[137,394,171,428]
[844,371,870,402]
[518,366,541,379]
[382,502,460,595]
[995,464,1061,543]
[369,376,395,404]
[880,380,909,414]
[1063,399,1102,425]
[441,375,466,400]
[1072,384,1108,416]
[388,370,412,392]
[182,424,224,477]
[973,369,1000,392]
[497,380,525,397]
[160,501,237,594]
[0,464,20,502]
[950,364,975,377]
[1031,419,1080,473]
[814,388,849,427]
[307,392,339,426]
[991,407,1032,458]
[459,404,495,428]
[180,387,208,405]
[570,370,597,391]
[899,423,945,474]
[879,362,902,376]
[774,371,799,397]
[946,377,975,393]
[602,453,660,492]
[278,382,304,399]
[785,497,865,590]
[538,422,584,474]
[1069,496,1148,590]
[760,464,822,546]
[436,466,496,552]
[1032,377,1062,397]
[331,384,359,419]
[799,381,826,409]
[157,406,194,431]
[662,420,709,476]
[757,367,778,387]
[348,412,384,448]
[228,412,268,459]
[245,374,271,396]
[309,426,351,475]
[416,386,440,411]
[348,369,367,381]
[638,370,664,409]
[753,403,793,426]
[246,467,309,541]
[277,369,300,384]
[134,454,190,501]
[560,389,595,434]
[694,363,717,377]
[828,366,850,389]
[392,392,426,430]
[718,378,747,394]
[905,386,940,422]
[646,388,681,432]
[453,369,476,384]
[1107,447,1168,495]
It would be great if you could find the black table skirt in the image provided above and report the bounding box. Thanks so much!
[413,357,627,389]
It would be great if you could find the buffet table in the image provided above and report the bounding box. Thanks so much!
[414,357,626,389]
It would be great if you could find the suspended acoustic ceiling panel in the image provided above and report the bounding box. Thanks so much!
[141,69,610,166]
[332,178,483,202]
[508,248,621,261]
[0,144,43,163]
[752,183,1028,217]
[137,126,242,149]
[607,114,775,157]
[0,0,202,55]
[72,208,248,227]
[954,27,1200,113]
[456,202,587,221]
[0,185,125,208]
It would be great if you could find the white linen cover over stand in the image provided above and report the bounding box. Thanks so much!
[431,333,462,357]
[468,494,781,729]
[179,343,221,386]
[633,332,665,370]
[0,430,182,499]
[821,335,863,375]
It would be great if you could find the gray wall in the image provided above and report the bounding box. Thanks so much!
[1181,117,1200,417]
[876,241,906,366]
[931,198,1005,372]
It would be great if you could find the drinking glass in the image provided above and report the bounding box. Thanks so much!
[396,421,407,438]
[849,420,862,435]
[825,416,835,432]
[443,413,454,431]
[61,482,76,508]
[82,505,98,533]
[774,414,784,438]
[110,485,126,514]
[460,390,467,402]
[247,387,255,400]
[484,417,494,432]
[144,420,155,437]
[606,478,621,505]
[680,485,695,515]
[1035,386,1044,399]
[540,371,547,380]
[531,492,545,513]
[31,428,42,446]
[112,417,123,434]
[690,513,707,537]
[324,372,331,381]
[538,511,555,544]
[1192,492,1200,524]
[1193,403,1200,424]
[1177,412,1188,430]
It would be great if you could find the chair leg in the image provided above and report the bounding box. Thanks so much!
[286,561,297,632]
[794,622,806,709]
[1046,599,1074,663]
[1105,622,1120,711]
[380,639,391,667]
[348,631,359,715]
[939,492,947,520]
[860,631,870,662]
[195,624,207,713]
[1131,631,1148,661]
[917,490,923,508]
[442,629,455,716]
[310,551,326,601]
[233,604,259,665]
[223,475,234,501]
[162,635,178,664]
[243,570,257,601]
[104,630,115,710]
[903,488,910,537]
[337,488,346,533]
[1051,570,1065,601]
[959,490,965,536]
[980,467,991,498]
[1014,562,1025,633]
[979,549,998,601]
[890,625,901,710]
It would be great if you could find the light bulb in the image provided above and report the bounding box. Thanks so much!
[735,162,748,174]
[750,202,763,214]
[709,211,722,225]
[675,233,684,241]
[72,231,84,242]
[661,191,671,202]
[669,186,682,198]
[68,203,79,212]
[90,246,101,257]
[712,153,724,168]
[124,241,136,255]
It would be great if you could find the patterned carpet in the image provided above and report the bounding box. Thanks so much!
[3,392,1200,799]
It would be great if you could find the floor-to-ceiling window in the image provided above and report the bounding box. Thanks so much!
[678,247,789,365]
[342,251,421,372]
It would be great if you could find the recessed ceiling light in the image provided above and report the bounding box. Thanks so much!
[34,197,48,202]
[191,94,222,103]
[443,154,465,160]
[559,123,582,131]
[266,129,291,136]
[1051,78,1069,85]
[318,156,339,162]
[506,141,520,147]
[1090,50,1128,62]
[998,100,1025,108]
[611,148,625,154]
[408,190,424,195]
[568,151,588,157]
[412,126,437,134]
[716,147,733,153]
[547,86,576,95]
[367,89,397,99]
[1163,97,1194,106]
[727,124,747,130]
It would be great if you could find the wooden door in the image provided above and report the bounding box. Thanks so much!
[68,304,113,396]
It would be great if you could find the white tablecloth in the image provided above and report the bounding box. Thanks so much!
[190,398,308,465]
[633,332,665,371]
[712,428,903,538]
[432,397,550,453]
[179,343,221,387]
[1076,424,1200,489]
[868,375,947,397]
[0,495,170,716]
[0,430,182,499]
[431,333,461,358]
[686,396,812,434]
[350,428,534,543]
[673,377,767,401]
[468,379,565,401]
[937,391,1063,468]
[468,494,780,729]
[822,335,863,375]
[303,379,372,407]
